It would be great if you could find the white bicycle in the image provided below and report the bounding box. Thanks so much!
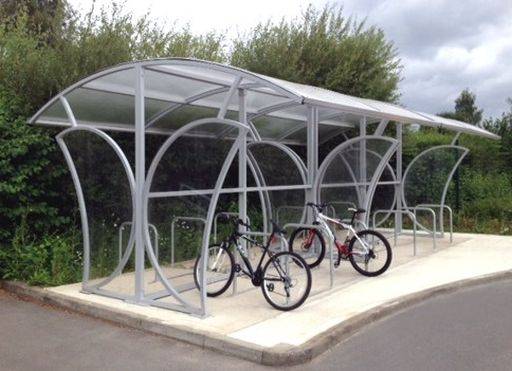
[288,202,392,276]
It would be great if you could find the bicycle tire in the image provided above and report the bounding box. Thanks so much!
[193,244,235,297]
[348,230,392,277]
[261,251,312,311]
[289,227,326,269]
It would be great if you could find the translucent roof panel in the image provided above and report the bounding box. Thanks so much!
[30,58,500,141]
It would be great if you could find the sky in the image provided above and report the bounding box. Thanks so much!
[70,0,512,118]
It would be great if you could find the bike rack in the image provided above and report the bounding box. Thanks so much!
[372,209,417,255]
[412,206,437,250]
[119,221,159,281]
[416,204,453,242]
[170,216,207,267]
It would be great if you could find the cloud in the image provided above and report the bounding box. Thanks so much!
[341,0,512,117]
[70,0,512,118]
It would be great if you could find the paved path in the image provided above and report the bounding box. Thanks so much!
[47,232,512,350]
[2,278,512,370]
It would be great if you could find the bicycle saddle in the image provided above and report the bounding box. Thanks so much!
[348,207,366,214]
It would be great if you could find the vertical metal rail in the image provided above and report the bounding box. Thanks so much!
[134,64,145,302]
[234,88,248,296]
[359,117,367,208]
[306,106,319,223]
[395,123,403,235]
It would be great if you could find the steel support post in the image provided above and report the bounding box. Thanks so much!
[234,88,248,295]
[134,64,145,301]
[359,117,367,209]
[395,123,403,233]
[306,106,319,222]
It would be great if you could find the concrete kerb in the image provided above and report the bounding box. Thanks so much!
[3,270,512,366]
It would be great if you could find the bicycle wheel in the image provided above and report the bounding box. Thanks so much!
[348,230,392,277]
[289,227,325,269]
[193,244,235,297]
[261,251,312,311]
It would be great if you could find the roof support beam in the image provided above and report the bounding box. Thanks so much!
[218,76,242,119]
[374,119,389,136]
[451,132,461,145]
[60,96,77,127]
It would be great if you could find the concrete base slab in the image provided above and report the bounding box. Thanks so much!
[3,232,512,365]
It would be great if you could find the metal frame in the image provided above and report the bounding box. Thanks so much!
[314,135,399,227]
[56,126,136,295]
[37,59,494,318]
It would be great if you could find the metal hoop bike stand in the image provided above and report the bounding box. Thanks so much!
[412,206,437,250]
[416,204,453,242]
[372,209,418,255]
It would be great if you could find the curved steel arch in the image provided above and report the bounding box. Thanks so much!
[401,144,469,233]
[143,117,250,315]
[364,149,398,228]
[314,135,399,226]
[56,126,136,292]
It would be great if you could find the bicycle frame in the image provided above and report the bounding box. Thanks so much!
[212,229,288,286]
[315,211,371,256]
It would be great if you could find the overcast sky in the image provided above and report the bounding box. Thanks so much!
[70,0,512,118]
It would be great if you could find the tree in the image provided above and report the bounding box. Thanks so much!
[441,89,483,125]
[230,4,401,102]
[0,2,227,243]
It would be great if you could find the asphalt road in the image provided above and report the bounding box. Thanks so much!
[1,278,512,371]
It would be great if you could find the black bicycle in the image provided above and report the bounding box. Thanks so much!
[193,214,312,311]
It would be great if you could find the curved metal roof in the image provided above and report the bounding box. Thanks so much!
[29,58,500,141]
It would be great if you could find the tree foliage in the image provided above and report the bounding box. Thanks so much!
[231,4,401,102]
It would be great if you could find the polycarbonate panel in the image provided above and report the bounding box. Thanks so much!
[64,88,135,126]
[37,98,67,124]
[150,104,240,134]
[150,126,235,193]
[318,137,396,225]
[247,143,305,186]
[322,139,396,185]
[269,190,307,227]
[63,130,134,293]
[370,163,397,226]
[155,64,239,87]
[403,146,466,209]
[320,186,360,220]
[252,115,303,140]
[144,68,220,102]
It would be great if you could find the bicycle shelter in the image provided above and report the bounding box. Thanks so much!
[30,58,500,317]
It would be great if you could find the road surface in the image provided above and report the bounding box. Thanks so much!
[1,278,512,370]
